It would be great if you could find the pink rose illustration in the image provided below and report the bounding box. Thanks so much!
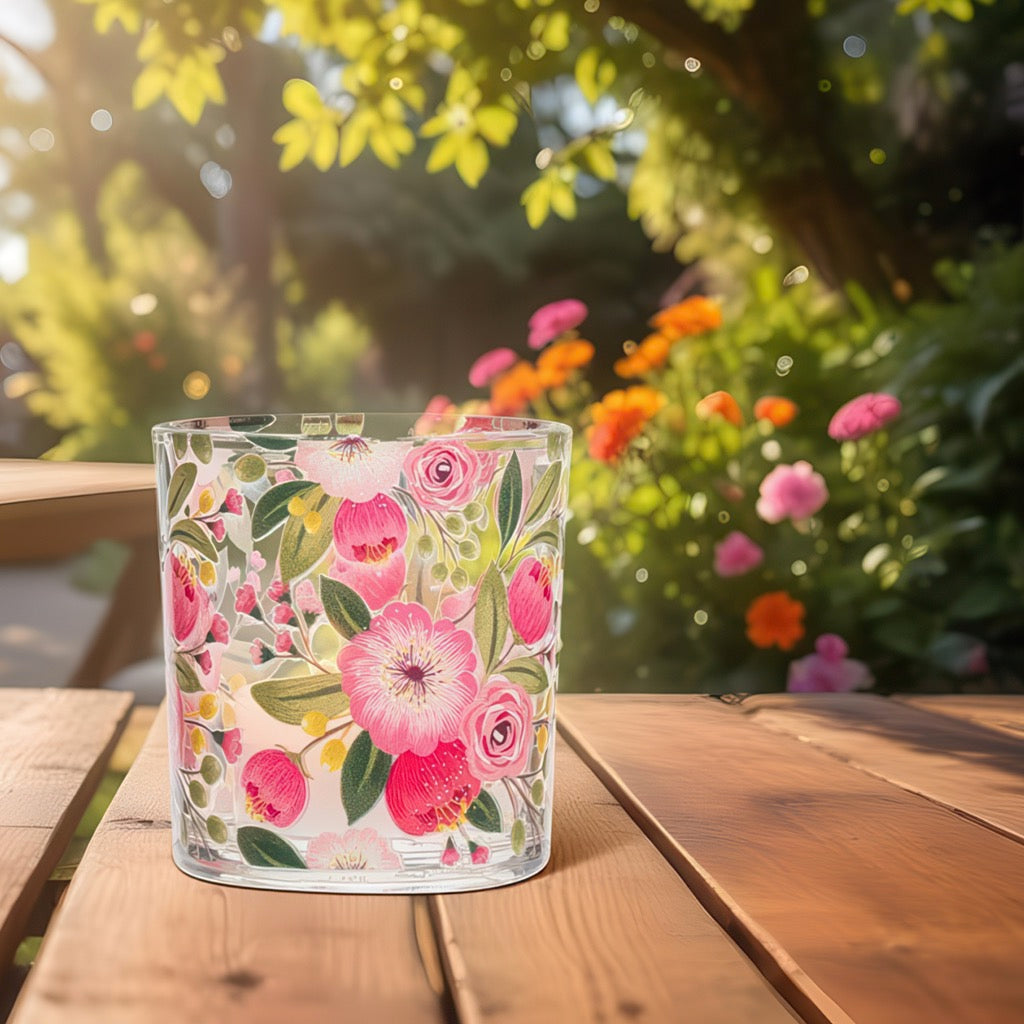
[295,436,403,500]
[306,828,401,870]
[787,634,874,693]
[385,740,482,835]
[713,532,764,577]
[527,298,588,350]
[828,392,902,441]
[240,749,307,827]
[508,557,554,646]
[458,677,534,781]
[469,347,518,388]
[338,601,479,756]
[756,461,829,524]
[403,441,484,511]
[330,493,408,609]
[167,552,213,651]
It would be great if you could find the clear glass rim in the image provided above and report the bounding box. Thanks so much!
[152,411,571,444]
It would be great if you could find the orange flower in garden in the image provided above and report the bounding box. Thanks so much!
[586,386,666,463]
[614,333,672,378]
[754,396,798,427]
[650,296,722,341]
[490,361,542,415]
[536,338,595,388]
[696,390,744,427]
[746,592,806,650]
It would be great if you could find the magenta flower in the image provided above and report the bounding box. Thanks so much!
[828,392,902,441]
[338,601,479,756]
[235,583,259,616]
[196,648,212,674]
[240,749,307,827]
[295,436,404,500]
[470,842,490,865]
[787,634,873,693]
[274,631,294,655]
[441,839,460,866]
[528,298,588,350]
[713,532,764,578]
[274,469,297,484]
[273,603,295,624]
[469,347,518,388]
[209,612,229,645]
[250,551,266,571]
[306,828,401,870]
[458,677,534,781]
[222,488,243,515]
[756,461,829,524]
[250,639,273,664]
[508,557,554,646]
[166,552,213,650]
[384,740,482,835]
[330,493,408,609]
[267,577,289,603]
[218,727,243,763]
[403,441,484,511]
[293,578,324,615]
[208,517,226,542]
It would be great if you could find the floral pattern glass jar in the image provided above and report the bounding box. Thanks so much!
[153,413,570,893]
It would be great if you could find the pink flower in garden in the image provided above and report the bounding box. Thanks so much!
[267,577,289,603]
[240,749,307,827]
[338,602,479,756]
[469,347,518,388]
[207,517,226,542]
[458,678,534,781]
[528,298,588,349]
[273,603,295,624]
[306,828,401,870]
[786,634,874,693]
[293,578,323,615]
[274,631,294,655]
[441,839,460,866]
[295,436,403,500]
[209,612,229,645]
[222,488,243,515]
[508,557,554,646]
[218,728,243,763]
[756,461,829,524]
[470,842,490,865]
[330,493,408,609]
[828,393,902,441]
[403,441,484,511]
[235,584,259,616]
[713,532,764,578]
[385,740,482,835]
[166,552,213,651]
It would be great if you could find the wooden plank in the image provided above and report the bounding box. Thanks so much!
[9,707,445,1024]
[0,460,155,505]
[560,695,1024,1024]
[896,695,1024,742]
[739,693,1024,843]
[432,743,803,1024]
[0,689,132,972]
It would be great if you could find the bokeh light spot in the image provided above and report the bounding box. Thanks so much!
[843,35,867,58]
[90,109,112,132]
[130,292,158,316]
[183,371,211,400]
[28,128,54,152]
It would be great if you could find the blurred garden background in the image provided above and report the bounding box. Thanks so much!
[1,0,1023,693]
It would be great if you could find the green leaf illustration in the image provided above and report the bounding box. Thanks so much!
[341,730,393,824]
[205,815,228,844]
[279,487,339,581]
[200,755,221,785]
[522,460,562,528]
[496,451,522,550]
[234,453,266,482]
[190,433,213,464]
[499,656,548,694]
[169,519,218,561]
[510,818,526,855]
[237,826,307,868]
[526,517,562,550]
[171,433,188,458]
[245,433,297,451]
[187,779,207,808]
[167,462,197,517]
[466,790,502,832]
[251,673,348,725]
[174,653,202,692]
[320,576,371,639]
[251,480,316,539]
[474,563,509,674]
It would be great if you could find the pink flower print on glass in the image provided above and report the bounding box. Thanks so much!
[528,298,588,350]
[293,578,323,615]
[713,531,764,577]
[222,488,243,514]
[385,740,482,835]
[235,583,259,617]
[330,493,408,609]
[828,392,902,441]
[756,461,829,524]
[240,749,307,827]
[337,601,479,756]
[207,517,226,542]
[441,838,460,866]
[295,435,403,500]
[218,728,243,764]
[508,557,553,646]
[786,634,874,693]
[209,612,229,645]
[306,828,401,870]
[167,552,213,651]
[403,441,484,511]
[469,347,518,388]
[459,677,534,781]
[470,842,490,865]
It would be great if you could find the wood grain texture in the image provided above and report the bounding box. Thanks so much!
[896,695,1024,742]
[560,694,1024,1024]
[739,693,1024,842]
[0,689,132,972]
[433,743,802,1024]
[9,707,445,1024]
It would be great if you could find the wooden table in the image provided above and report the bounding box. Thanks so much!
[0,459,159,687]
[4,690,1024,1024]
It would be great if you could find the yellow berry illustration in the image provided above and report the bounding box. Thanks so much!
[221,703,237,727]
[227,673,246,693]
[303,510,322,533]
[536,723,549,755]
[198,488,215,514]
[302,710,328,737]
[190,727,206,755]
[320,738,348,771]
[199,561,216,586]
[288,495,307,517]
[198,693,218,719]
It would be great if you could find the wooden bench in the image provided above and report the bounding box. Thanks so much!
[3,691,1024,1023]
